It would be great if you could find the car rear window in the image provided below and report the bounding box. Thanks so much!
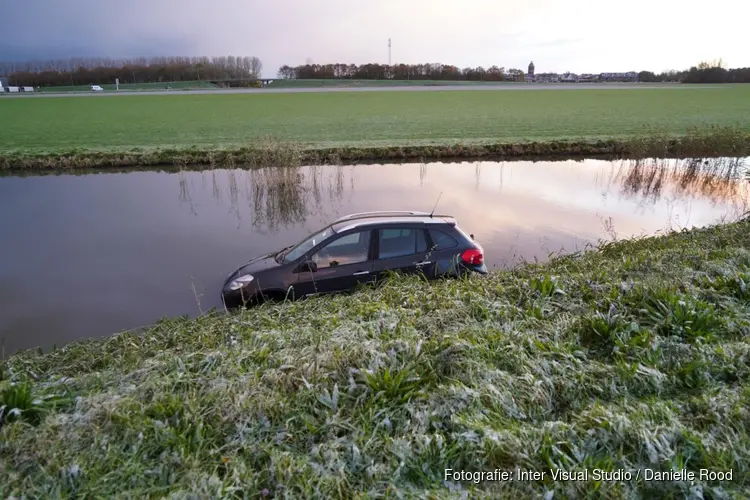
[428,229,458,250]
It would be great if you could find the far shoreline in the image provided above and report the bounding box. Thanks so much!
[2,128,749,172]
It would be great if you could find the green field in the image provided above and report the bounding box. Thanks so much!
[2,219,750,497]
[38,80,218,93]
[2,85,750,154]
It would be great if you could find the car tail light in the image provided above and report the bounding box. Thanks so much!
[461,248,483,265]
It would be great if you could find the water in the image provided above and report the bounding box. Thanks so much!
[1,157,748,355]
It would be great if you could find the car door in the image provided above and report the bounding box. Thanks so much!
[371,226,435,281]
[294,229,375,297]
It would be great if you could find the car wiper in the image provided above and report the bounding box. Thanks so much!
[275,245,293,263]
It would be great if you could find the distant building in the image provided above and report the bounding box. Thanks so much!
[504,67,639,85]
[535,73,560,83]
[526,61,535,82]
[560,72,578,83]
[600,72,638,82]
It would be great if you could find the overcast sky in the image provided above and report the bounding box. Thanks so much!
[1,0,747,77]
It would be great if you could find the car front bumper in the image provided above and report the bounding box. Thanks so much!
[221,282,258,308]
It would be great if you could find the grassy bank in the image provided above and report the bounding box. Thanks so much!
[2,218,750,497]
[1,85,750,170]
[1,125,750,172]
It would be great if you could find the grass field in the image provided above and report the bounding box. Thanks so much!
[4,85,750,151]
[2,85,750,169]
[37,80,218,93]
[2,219,750,497]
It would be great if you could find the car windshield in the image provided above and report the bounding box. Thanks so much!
[281,227,334,264]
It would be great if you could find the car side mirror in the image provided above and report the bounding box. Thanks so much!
[299,260,317,273]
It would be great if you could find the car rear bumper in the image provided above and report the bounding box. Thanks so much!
[469,263,488,275]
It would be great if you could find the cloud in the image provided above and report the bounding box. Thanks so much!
[0,35,200,62]
[0,0,748,75]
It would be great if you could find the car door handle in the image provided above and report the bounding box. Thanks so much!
[413,261,432,266]
[353,271,370,276]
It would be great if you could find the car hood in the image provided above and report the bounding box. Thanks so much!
[225,250,284,282]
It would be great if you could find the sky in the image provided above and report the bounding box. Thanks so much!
[1,0,748,78]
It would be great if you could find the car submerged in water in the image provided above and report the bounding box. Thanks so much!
[221,211,487,308]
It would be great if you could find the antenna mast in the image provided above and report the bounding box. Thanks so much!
[429,192,443,218]
[388,38,392,66]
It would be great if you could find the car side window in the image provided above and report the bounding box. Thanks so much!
[378,228,428,259]
[325,232,360,248]
[428,229,458,251]
[311,230,371,268]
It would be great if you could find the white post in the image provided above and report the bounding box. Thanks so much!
[115,78,119,91]
[388,38,392,79]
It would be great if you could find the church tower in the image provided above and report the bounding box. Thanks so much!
[528,61,535,76]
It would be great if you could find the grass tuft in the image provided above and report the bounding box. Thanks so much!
[0,379,73,427]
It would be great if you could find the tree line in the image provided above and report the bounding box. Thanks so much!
[1,56,262,87]
[277,63,525,81]
[278,62,750,84]
[681,61,750,84]
[3,56,749,87]
[638,61,750,84]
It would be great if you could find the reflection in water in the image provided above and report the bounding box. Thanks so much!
[467,157,749,249]
[178,165,349,232]
[251,167,306,230]
[177,172,197,216]
[614,157,749,204]
[1,157,749,355]
[468,157,749,205]
[177,157,750,240]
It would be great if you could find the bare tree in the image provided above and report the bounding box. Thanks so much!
[2,55,264,87]
[250,57,263,78]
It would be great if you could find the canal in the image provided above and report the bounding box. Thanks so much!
[1,157,747,354]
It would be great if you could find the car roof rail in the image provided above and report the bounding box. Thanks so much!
[334,210,433,222]
[332,213,458,233]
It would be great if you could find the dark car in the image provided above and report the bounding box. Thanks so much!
[221,211,487,308]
